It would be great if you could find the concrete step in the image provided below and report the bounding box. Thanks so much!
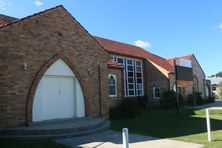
[0,117,110,140]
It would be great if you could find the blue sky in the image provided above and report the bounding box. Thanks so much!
[0,0,221,76]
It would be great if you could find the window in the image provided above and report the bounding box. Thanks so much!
[212,86,217,91]
[108,74,117,97]
[153,87,161,99]
[112,55,144,97]
[126,59,135,96]
[135,60,143,96]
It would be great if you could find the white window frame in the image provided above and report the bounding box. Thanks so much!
[108,74,118,97]
[153,87,161,99]
[135,60,144,96]
[126,59,135,96]
[111,54,144,97]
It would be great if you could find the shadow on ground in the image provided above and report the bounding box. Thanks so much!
[110,108,222,139]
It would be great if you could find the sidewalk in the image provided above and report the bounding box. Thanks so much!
[55,130,203,148]
[192,99,222,110]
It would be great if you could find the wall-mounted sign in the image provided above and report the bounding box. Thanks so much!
[175,58,193,88]
[175,58,192,68]
[177,80,193,88]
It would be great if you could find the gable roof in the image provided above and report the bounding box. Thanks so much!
[107,59,124,69]
[0,5,64,29]
[167,54,205,76]
[0,14,18,27]
[94,36,174,73]
[0,5,110,60]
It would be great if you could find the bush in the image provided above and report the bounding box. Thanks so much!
[109,98,143,120]
[188,92,204,105]
[160,91,183,109]
[205,96,215,104]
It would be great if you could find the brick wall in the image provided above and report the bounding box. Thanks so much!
[107,67,123,108]
[190,56,206,98]
[145,60,169,105]
[169,56,206,98]
[0,7,111,129]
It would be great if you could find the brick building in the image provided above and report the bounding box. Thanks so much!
[0,5,207,129]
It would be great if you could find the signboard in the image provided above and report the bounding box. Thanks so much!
[175,58,192,68]
[174,58,194,115]
[177,80,193,88]
[176,66,193,81]
[175,58,193,88]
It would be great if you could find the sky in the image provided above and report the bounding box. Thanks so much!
[0,0,222,76]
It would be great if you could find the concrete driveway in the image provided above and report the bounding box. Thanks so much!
[55,130,203,148]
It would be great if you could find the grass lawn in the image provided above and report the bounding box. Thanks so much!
[111,108,222,148]
[0,140,68,148]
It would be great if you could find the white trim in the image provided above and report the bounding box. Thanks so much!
[153,87,161,99]
[108,74,118,97]
[111,54,144,97]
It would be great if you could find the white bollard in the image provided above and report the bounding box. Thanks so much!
[122,128,129,148]
[206,109,211,142]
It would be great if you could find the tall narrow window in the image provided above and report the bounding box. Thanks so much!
[136,60,143,96]
[108,74,117,97]
[127,59,135,96]
[112,55,144,97]
[153,87,161,99]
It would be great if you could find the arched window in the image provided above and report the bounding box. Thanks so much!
[193,75,199,92]
[108,74,117,97]
[153,87,161,99]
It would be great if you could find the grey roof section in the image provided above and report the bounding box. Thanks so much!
[208,77,222,85]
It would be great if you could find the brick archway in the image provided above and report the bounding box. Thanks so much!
[26,54,87,124]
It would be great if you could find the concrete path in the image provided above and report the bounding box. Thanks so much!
[193,99,222,110]
[55,130,203,148]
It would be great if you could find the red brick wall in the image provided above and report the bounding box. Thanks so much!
[107,68,123,108]
[0,7,110,129]
[144,60,169,105]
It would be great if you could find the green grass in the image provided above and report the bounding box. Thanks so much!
[0,140,68,148]
[111,108,222,148]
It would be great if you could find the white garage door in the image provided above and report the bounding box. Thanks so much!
[33,59,85,122]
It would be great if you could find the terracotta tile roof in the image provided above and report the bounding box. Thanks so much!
[167,54,193,66]
[178,54,193,60]
[94,36,174,73]
[107,59,124,69]
[0,14,18,27]
[168,54,205,76]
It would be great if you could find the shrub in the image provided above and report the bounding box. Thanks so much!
[109,98,143,120]
[160,91,183,109]
[188,92,204,105]
[205,96,215,104]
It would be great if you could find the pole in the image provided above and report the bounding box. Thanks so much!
[174,59,180,116]
[122,128,129,148]
[206,109,211,142]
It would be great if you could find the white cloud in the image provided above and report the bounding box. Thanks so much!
[34,0,43,6]
[134,40,151,49]
[218,23,222,29]
[0,0,12,13]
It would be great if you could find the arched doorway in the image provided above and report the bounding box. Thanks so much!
[32,59,85,122]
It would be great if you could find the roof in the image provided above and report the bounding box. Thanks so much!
[167,54,205,76]
[208,77,222,85]
[107,59,124,69]
[94,36,174,73]
[167,54,193,66]
[0,5,64,29]
[0,14,18,27]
